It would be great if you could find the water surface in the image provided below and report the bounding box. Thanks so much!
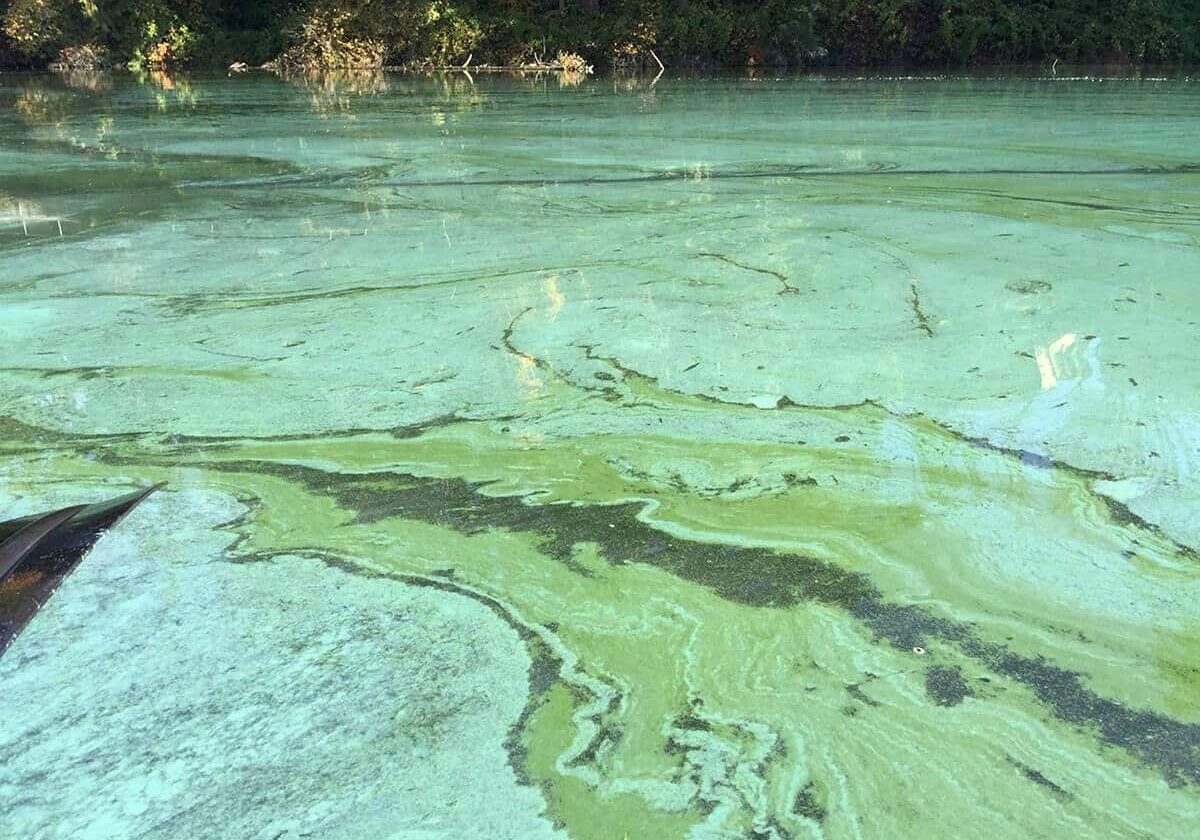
[1,71,1199,839]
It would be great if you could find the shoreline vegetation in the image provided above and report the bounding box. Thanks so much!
[2,2,1199,75]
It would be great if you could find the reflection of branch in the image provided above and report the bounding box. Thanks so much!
[192,338,287,363]
[649,50,665,85]
[698,252,799,295]
[909,283,935,337]
[501,306,548,370]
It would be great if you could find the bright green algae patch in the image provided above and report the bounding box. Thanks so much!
[2,73,1200,838]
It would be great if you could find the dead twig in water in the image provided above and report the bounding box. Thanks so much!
[698,252,799,296]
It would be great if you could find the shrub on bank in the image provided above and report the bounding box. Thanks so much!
[48,43,111,70]
[130,21,196,69]
[274,8,385,70]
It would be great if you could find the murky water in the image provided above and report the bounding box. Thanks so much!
[1,70,1198,839]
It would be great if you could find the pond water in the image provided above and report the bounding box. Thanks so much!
[1,70,1198,839]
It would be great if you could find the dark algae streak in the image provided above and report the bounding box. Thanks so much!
[1006,757,1074,802]
[924,665,973,706]
[792,782,827,823]
[207,459,1200,787]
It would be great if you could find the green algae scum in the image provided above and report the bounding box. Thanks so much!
[2,70,1199,839]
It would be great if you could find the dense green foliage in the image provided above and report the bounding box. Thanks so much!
[2,1,1198,69]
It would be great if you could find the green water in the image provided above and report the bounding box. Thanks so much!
[1,69,1199,839]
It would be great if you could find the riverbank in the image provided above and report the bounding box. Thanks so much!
[3,1,1198,73]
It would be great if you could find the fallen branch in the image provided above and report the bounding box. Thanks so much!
[421,62,592,74]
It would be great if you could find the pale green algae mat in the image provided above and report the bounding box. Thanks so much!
[1,70,1199,839]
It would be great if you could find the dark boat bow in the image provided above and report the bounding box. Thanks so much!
[0,485,160,658]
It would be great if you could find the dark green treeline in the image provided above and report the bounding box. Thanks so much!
[2,1,1198,70]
